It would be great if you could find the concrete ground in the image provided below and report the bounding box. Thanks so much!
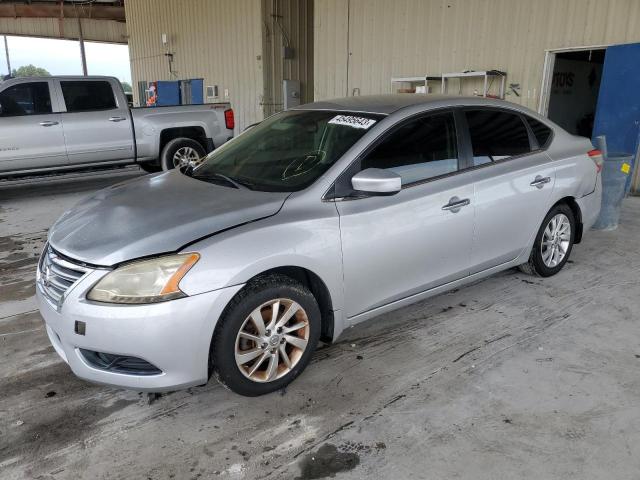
[1,170,640,480]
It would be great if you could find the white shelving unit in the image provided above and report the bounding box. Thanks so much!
[391,76,442,94]
[440,70,507,98]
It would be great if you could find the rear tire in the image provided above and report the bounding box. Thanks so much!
[210,274,321,396]
[160,137,206,172]
[519,203,575,277]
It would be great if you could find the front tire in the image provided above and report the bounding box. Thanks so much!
[520,203,575,277]
[210,274,321,396]
[160,137,206,172]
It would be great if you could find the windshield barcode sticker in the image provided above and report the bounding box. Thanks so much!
[328,115,377,129]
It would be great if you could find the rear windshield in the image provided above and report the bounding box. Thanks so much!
[195,110,383,192]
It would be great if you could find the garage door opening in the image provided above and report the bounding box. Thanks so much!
[545,48,605,138]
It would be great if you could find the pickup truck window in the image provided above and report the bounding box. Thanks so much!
[61,80,117,112]
[0,82,52,117]
[194,110,384,192]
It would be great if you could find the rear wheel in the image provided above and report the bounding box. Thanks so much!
[519,203,575,277]
[210,274,321,396]
[160,137,206,172]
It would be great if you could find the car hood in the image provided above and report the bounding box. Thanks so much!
[48,171,290,266]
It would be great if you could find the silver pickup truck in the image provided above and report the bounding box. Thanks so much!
[0,75,234,176]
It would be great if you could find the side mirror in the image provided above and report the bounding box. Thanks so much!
[351,168,402,195]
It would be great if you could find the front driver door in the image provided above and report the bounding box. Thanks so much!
[0,80,67,173]
[336,111,475,320]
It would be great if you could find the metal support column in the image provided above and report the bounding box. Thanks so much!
[3,35,10,76]
[77,16,87,76]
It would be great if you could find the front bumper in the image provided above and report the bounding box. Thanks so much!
[36,268,243,391]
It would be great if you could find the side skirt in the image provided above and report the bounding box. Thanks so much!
[345,253,530,329]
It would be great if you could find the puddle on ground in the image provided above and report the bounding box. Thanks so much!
[296,443,360,479]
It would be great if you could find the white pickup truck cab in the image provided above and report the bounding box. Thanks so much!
[0,75,234,176]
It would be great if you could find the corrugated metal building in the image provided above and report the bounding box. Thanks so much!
[314,0,640,113]
[126,0,313,131]
[126,0,640,128]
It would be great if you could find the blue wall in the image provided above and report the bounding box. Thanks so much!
[593,43,640,156]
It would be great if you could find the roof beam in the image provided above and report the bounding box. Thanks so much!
[0,3,125,22]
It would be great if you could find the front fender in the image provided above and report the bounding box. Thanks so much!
[177,201,344,314]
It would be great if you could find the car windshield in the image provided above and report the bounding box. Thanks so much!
[193,110,383,192]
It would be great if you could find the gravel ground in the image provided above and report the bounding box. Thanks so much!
[1,170,639,480]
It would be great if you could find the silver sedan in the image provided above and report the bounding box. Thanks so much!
[36,95,602,396]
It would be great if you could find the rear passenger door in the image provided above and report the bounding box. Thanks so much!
[464,109,556,273]
[0,80,67,173]
[56,79,133,165]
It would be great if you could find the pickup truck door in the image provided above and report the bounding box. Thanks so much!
[0,79,67,173]
[55,79,134,165]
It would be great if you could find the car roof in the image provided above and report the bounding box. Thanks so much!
[1,75,119,85]
[294,94,531,116]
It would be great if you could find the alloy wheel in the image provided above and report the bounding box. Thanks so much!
[541,213,571,268]
[172,146,201,170]
[234,298,310,383]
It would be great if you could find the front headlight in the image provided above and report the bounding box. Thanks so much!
[87,253,200,304]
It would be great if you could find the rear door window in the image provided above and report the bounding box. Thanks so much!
[61,81,117,112]
[361,111,459,185]
[465,109,531,166]
[0,82,52,117]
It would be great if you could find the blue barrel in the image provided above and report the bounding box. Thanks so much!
[592,153,633,230]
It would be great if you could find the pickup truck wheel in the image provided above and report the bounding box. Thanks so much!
[160,138,206,172]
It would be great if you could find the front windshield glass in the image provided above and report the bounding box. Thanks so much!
[194,110,383,192]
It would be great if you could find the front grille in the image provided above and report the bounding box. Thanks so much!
[38,245,90,309]
[79,349,162,376]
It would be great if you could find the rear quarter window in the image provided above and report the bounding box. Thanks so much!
[525,116,553,148]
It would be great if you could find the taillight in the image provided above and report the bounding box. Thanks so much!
[224,109,235,130]
[588,149,603,173]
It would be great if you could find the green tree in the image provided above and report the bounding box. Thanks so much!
[120,81,133,93]
[11,64,51,77]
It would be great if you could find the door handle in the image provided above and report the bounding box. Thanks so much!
[39,121,59,127]
[108,116,127,122]
[530,175,551,188]
[442,197,471,212]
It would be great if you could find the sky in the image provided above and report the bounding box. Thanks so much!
[1,35,131,83]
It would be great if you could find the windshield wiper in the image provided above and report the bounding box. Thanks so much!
[191,172,254,190]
